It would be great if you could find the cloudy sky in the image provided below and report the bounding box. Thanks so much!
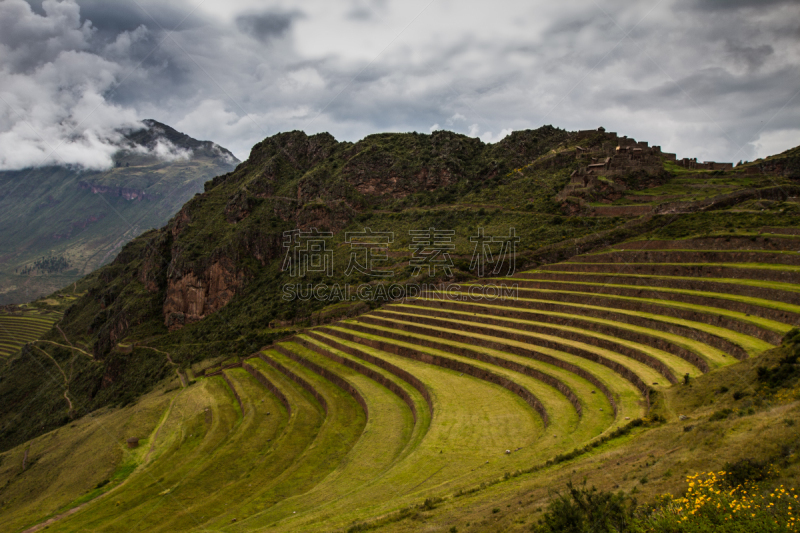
[1,0,798,170]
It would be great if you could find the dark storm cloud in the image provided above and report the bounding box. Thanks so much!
[725,42,775,71]
[23,0,205,39]
[80,0,204,34]
[0,0,207,170]
[235,10,303,43]
[691,0,798,11]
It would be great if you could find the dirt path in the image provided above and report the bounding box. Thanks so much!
[30,344,73,413]
[21,502,88,533]
[34,339,93,359]
[139,346,187,387]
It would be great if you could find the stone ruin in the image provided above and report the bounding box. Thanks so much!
[558,127,733,202]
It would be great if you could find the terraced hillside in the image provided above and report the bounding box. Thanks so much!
[0,307,62,361]
[5,230,798,532]
[1,126,798,531]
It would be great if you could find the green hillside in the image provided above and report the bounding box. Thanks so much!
[0,120,238,305]
[0,126,798,532]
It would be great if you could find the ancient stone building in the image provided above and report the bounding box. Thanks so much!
[557,127,732,203]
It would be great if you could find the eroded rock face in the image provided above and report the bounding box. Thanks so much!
[163,261,243,330]
[341,157,461,199]
[171,209,191,238]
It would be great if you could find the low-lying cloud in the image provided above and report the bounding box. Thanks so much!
[0,0,143,170]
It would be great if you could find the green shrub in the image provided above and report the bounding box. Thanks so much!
[721,458,773,488]
[757,351,800,390]
[532,480,636,533]
[422,496,443,510]
[709,408,733,421]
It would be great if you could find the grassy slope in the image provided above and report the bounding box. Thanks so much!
[0,130,797,531]
[0,380,175,532]
[4,328,797,533]
[377,343,800,533]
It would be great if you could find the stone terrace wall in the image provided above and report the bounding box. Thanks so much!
[414,296,746,360]
[221,373,244,415]
[324,326,551,426]
[510,287,782,345]
[305,331,434,417]
[518,272,800,307]
[540,262,800,285]
[374,309,669,390]
[379,307,679,384]
[243,361,292,415]
[356,316,592,415]
[506,279,800,326]
[274,343,369,421]
[258,352,329,414]
[613,237,800,251]
[295,336,419,423]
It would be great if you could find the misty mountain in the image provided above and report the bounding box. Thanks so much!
[0,120,239,304]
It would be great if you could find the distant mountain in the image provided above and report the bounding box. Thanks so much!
[0,120,239,304]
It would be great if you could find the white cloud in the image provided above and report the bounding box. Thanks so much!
[480,128,512,144]
[0,0,142,170]
[752,128,800,160]
[2,0,800,169]
[446,113,467,126]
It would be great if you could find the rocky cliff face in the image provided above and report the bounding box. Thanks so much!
[163,259,244,330]
[60,126,570,342]
[144,127,570,330]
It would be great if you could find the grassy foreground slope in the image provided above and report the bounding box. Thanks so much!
[0,127,798,531]
[1,228,799,532]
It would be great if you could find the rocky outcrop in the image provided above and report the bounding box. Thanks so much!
[343,162,459,198]
[137,231,171,293]
[163,260,244,330]
[171,208,191,239]
[295,200,354,232]
[133,128,575,330]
